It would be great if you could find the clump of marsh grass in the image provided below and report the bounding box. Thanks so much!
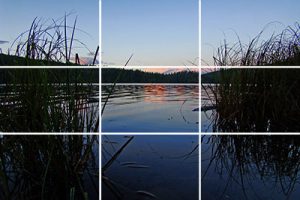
[204,68,300,132]
[8,13,98,65]
[0,69,99,132]
[213,23,300,66]
[0,135,99,200]
[202,135,300,199]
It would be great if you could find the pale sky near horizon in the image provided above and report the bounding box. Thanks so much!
[0,0,98,59]
[102,0,199,66]
[202,0,300,66]
[143,68,194,73]
[126,67,199,74]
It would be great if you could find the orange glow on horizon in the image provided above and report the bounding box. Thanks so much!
[142,68,199,74]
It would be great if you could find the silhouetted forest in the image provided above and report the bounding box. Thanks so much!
[0,54,81,66]
[201,70,222,83]
[0,69,99,83]
[102,68,199,83]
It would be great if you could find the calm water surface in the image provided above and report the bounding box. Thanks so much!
[201,84,216,132]
[102,135,199,200]
[102,84,199,132]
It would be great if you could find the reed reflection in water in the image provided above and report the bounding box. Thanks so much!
[202,135,300,200]
[102,84,199,132]
[0,135,99,200]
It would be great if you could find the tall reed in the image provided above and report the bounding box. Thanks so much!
[204,68,300,132]
[212,23,300,66]
[8,14,98,65]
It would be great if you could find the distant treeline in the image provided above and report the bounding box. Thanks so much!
[201,68,300,84]
[0,54,81,66]
[201,70,222,83]
[102,68,199,83]
[0,69,99,83]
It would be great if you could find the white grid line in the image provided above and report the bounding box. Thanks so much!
[99,0,102,199]
[199,1,202,198]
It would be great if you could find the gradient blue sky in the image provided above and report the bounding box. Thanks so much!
[0,0,98,59]
[102,0,199,66]
[202,0,300,65]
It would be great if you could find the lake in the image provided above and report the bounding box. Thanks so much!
[202,135,300,200]
[102,135,199,200]
[102,84,199,132]
[201,84,216,132]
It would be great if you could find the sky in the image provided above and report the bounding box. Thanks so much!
[123,67,199,74]
[202,0,300,66]
[102,0,199,66]
[0,0,98,61]
[143,68,183,74]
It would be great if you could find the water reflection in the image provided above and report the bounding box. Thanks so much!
[102,135,199,200]
[201,84,217,132]
[102,84,199,132]
[202,135,300,199]
[144,85,167,103]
